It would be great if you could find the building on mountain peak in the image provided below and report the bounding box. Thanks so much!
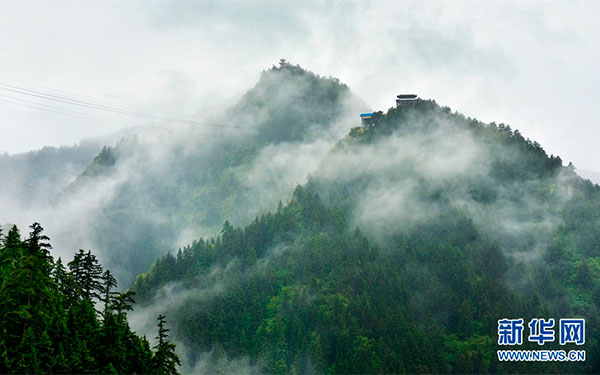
[360,112,374,125]
[396,94,418,107]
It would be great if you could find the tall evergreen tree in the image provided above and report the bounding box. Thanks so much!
[68,249,103,302]
[0,226,22,279]
[0,223,58,367]
[0,224,162,373]
[151,315,181,375]
[53,257,76,310]
[101,269,118,317]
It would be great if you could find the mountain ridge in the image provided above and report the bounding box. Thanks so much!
[3,61,598,373]
[131,95,600,373]
[46,61,364,286]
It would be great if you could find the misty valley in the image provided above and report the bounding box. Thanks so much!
[1,62,599,374]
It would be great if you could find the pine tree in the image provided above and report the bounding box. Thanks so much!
[68,249,103,302]
[0,223,58,364]
[0,225,22,279]
[113,290,136,315]
[151,315,181,375]
[53,257,76,310]
[101,269,118,317]
[0,222,173,374]
[221,220,235,245]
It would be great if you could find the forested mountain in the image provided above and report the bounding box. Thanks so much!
[577,168,600,185]
[55,60,365,285]
[0,140,102,214]
[0,223,180,374]
[3,62,599,373]
[132,99,600,373]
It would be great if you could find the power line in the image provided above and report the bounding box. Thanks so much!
[6,80,193,118]
[0,81,362,214]
[0,82,256,130]
[0,81,365,136]
[0,94,196,135]
[0,83,198,124]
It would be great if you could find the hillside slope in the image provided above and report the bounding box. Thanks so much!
[56,61,365,285]
[132,100,600,374]
[0,141,103,211]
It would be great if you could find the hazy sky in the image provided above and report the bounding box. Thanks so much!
[1,0,600,170]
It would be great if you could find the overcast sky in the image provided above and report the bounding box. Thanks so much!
[1,0,599,170]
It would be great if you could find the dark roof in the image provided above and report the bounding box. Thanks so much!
[396,94,417,99]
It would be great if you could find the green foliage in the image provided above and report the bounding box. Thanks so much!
[60,62,360,287]
[68,249,104,302]
[151,315,181,375]
[133,100,600,374]
[0,223,179,374]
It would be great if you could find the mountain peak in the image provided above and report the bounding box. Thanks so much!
[222,60,358,143]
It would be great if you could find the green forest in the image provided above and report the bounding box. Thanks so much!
[2,62,600,373]
[0,223,180,374]
[53,61,361,287]
[132,89,600,373]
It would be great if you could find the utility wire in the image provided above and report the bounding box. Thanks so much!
[0,82,364,134]
[0,81,362,214]
[0,83,190,122]
[0,82,254,130]
[0,94,197,135]
[6,81,192,118]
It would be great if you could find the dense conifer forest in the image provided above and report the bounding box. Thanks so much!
[0,223,180,374]
[132,93,600,373]
[2,63,600,373]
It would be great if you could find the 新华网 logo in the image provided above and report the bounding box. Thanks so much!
[496,318,585,362]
